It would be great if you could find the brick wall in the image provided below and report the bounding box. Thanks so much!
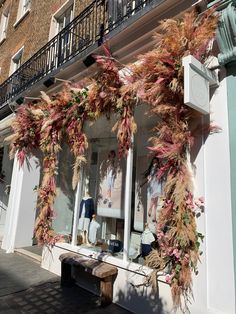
[0,0,92,83]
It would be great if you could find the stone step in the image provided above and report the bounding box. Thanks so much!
[14,248,42,264]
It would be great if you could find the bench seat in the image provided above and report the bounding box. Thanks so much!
[59,252,118,306]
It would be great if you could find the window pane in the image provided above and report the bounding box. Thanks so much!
[129,105,162,264]
[57,4,73,32]
[52,144,75,240]
[76,137,126,259]
[23,0,31,13]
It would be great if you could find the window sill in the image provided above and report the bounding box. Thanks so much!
[55,242,166,281]
[13,9,30,28]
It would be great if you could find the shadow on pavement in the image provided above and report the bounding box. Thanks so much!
[0,281,131,314]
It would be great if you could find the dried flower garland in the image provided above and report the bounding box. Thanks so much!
[8,9,218,313]
[130,10,218,312]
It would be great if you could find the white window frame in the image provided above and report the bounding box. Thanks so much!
[0,6,10,43]
[9,46,24,75]
[48,0,74,40]
[14,0,31,27]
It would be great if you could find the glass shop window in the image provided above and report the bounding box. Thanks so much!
[128,105,164,265]
[76,137,126,259]
[52,144,75,241]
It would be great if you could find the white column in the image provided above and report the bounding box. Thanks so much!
[123,139,134,262]
[1,155,40,252]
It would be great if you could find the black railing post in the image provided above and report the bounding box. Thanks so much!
[57,32,63,67]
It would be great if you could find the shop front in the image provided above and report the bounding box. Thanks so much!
[41,108,174,313]
[2,6,236,314]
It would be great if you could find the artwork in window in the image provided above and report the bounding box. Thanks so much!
[97,149,126,219]
[145,157,164,225]
[134,155,146,232]
[134,155,164,234]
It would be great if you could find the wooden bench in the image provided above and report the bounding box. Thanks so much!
[59,252,118,306]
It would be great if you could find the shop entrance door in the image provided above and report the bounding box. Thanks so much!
[0,146,13,242]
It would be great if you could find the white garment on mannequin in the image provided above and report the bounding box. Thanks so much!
[78,217,90,232]
[88,220,100,244]
[141,228,155,245]
[81,202,86,218]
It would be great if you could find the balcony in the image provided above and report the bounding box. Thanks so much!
[0,0,192,115]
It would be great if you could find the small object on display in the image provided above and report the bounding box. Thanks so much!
[108,239,123,254]
[141,223,155,258]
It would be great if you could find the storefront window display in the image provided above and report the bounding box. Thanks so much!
[60,108,163,264]
[70,132,126,259]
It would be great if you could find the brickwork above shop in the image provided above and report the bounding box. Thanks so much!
[0,0,92,83]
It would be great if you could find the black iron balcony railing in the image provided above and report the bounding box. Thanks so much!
[0,0,157,108]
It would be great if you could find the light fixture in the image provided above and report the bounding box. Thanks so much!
[15,96,24,105]
[15,96,41,105]
[83,54,96,68]
[43,77,71,88]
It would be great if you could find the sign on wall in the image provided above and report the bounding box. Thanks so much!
[182,55,218,115]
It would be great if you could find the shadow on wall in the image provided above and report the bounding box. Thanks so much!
[116,282,168,314]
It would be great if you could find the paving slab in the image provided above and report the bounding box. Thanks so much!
[0,248,57,297]
[0,248,131,313]
[0,281,131,314]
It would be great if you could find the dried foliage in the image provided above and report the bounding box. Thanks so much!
[132,10,218,312]
[8,9,217,312]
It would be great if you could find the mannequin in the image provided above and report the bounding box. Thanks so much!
[88,214,100,245]
[141,223,155,258]
[78,191,94,244]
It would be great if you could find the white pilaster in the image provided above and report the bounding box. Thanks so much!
[1,155,40,253]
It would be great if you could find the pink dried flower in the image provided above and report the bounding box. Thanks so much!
[17,150,26,167]
[172,248,181,260]
[165,274,172,284]
[99,91,107,98]
[198,196,204,204]
[194,200,202,207]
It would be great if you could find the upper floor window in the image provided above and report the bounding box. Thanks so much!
[10,47,24,75]
[0,6,10,43]
[15,0,31,26]
[57,4,73,33]
[49,0,74,40]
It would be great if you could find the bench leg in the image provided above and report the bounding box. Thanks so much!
[61,261,75,286]
[100,275,113,306]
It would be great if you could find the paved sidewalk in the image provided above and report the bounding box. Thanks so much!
[0,248,131,314]
[0,248,57,297]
